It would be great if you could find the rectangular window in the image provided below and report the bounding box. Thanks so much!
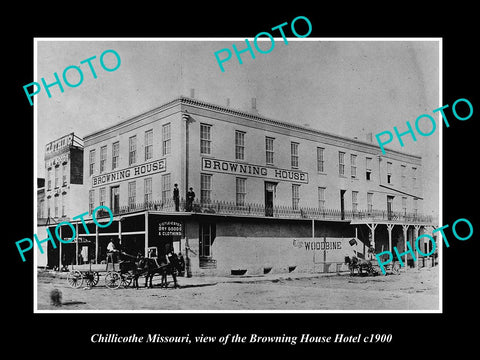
[112,141,119,170]
[199,223,216,258]
[61,195,65,217]
[99,187,106,207]
[401,164,406,188]
[128,181,136,209]
[352,191,358,212]
[89,149,95,176]
[339,152,345,176]
[145,129,153,161]
[200,123,211,154]
[236,177,246,206]
[201,173,212,203]
[366,157,372,181]
[412,167,417,188]
[292,184,300,210]
[387,161,393,184]
[47,169,52,190]
[39,199,44,218]
[54,196,58,218]
[413,198,418,215]
[318,187,326,210]
[100,145,107,173]
[62,163,67,186]
[367,192,373,212]
[351,154,357,178]
[129,135,137,166]
[235,130,245,160]
[54,166,59,188]
[265,137,274,165]
[162,123,171,156]
[89,190,94,215]
[144,177,152,204]
[317,147,325,172]
[162,173,171,203]
[402,196,407,213]
[291,142,299,168]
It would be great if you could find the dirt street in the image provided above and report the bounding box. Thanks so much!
[36,266,439,311]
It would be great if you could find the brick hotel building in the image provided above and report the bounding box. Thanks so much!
[42,96,436,274]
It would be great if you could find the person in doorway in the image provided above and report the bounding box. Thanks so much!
[106,238,120,268]
[173,183,180,211]
[185,187,195,212]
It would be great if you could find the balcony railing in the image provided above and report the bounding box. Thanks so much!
[99,198,433,224]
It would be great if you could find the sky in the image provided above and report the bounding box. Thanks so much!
[35,38,440,217]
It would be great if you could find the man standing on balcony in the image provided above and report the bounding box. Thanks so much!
[186,187,195,212]
[173,183,180,211]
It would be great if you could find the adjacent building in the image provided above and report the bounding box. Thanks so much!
[39,133,85,268]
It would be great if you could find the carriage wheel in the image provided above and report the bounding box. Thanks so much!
[392,263,400,274]
[67,270,83,289]
[91,272,100,286]
[120,274,133,288]
[85,271,100,287]
[105,271,121,289]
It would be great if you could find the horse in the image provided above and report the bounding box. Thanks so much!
[118,252,144,288]
[344,255,377,276]
[137,253,184,289]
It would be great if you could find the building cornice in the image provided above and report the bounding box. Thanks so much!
[181,97,422,163]
[84,96,422,163]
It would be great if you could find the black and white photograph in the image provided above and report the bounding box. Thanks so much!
[8,7,478,354]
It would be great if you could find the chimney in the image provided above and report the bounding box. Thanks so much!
[251,97,258,114]
[190,88,195,99]
[226,98,230,108]
[366,132,373,143]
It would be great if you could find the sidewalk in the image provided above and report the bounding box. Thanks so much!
[37,266,351,287]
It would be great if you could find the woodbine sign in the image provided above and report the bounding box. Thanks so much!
[92,159,166,187]
[202,157,309,184]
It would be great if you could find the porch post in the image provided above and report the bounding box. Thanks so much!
[118,218,122,243]
[185,221,192,278]
[95,222,99,264]
[414,225,420,269]
[402,224,409,271]
[58,225,62,271]
[386,223,394,252]
[75,222,78,266]
[365,223,378,260]
[144,211,149,256]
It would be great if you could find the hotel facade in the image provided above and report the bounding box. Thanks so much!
[44,97,436,275]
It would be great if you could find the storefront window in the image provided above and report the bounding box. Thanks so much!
[199,223,216,258]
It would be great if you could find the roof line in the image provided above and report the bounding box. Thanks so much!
[84,96,421,160]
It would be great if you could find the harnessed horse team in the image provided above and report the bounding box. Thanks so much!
[118,250,185,289]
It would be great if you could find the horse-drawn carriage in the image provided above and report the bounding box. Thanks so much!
[66,262,100,289]
[104,247,184,290]
[66,246,184,290]
[344,256,379,276]
[344,254,400,276]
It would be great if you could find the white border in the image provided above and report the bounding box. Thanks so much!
[33,37,442,314]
